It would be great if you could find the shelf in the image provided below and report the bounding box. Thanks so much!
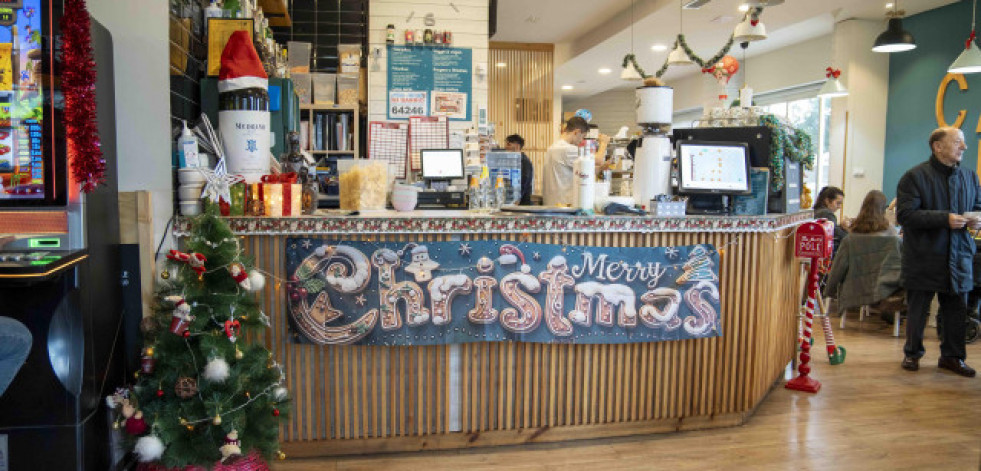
[258,0,292,27]
[310,150,356,155]
[300,104,357,111]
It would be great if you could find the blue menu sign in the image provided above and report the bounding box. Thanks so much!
[387,45,472,121]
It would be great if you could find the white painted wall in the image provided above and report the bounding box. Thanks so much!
[827,19,890,218]
[367,0,489,139]
[87,0,172,251]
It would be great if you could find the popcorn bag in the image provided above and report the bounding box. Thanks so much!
[258,173,302,217]
[339,162,388,211]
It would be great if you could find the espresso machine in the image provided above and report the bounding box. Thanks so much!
[632,85,674,207]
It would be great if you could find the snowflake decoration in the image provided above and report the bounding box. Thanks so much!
[533,252,541,261]
[301,240,312,249]
[664,247,679,259]
[458,243,472,257]
[355,295,367,306]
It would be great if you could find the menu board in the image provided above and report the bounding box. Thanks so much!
[386,45,472,121]
[0,0,44,199]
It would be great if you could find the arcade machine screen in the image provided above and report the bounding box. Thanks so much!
[0,0,63,205]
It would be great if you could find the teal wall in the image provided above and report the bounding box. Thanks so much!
[884,0,981,198]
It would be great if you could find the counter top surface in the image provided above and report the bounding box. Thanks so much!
[175,210,813,235]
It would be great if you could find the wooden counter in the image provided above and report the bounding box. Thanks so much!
[175,211,809,457]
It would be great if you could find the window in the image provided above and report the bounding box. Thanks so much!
[756,84,831,200]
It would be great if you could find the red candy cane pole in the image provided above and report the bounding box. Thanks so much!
[786,257,822,393]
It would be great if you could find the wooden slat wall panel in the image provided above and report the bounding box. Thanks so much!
[489,43,554,199]
[242,230,799,456]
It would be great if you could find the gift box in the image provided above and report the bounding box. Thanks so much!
[260,173,302,217]
[229,183,247,216]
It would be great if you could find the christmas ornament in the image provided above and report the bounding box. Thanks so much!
[62,0,105,192]
[125,411,149,435]
[140,349,156,375]
[175,376,198,399]
[161,270,170,280]
[224,319,242,343]
[273,386,288,401]
[228,263,264,292]
[183,331,191,338]
[156,389,164,397]
[219,430,242,463]
[164,296,194,336]
[112,421,119,430]
[166,249,208,279]
[277,451,286,460]
[272,408,280,417]
[135,434,165,462]
[213,414,222,425]
[235,347,244,360]
[203,357,230,383]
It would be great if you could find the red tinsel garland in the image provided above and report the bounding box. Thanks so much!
[61,0,104,193]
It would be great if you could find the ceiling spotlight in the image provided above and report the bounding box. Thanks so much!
[885,3,894,8]
[738,4,750,12]
[651,44,669,52]
[495,62,507,68]
[598,68,612,74]
[561,85,574,91]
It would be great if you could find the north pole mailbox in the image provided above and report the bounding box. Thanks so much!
[795,219,835,259]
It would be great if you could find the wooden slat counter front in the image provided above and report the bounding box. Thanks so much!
[174,210,811,457]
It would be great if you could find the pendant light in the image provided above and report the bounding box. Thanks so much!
[872,1,916,53]
[668,0,693,66]
[621,0,643,80]
[819,17,848,98]
[733,7,767,43]
[948,0,981,74]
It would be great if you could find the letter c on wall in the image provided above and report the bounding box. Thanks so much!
[935,73,968,128]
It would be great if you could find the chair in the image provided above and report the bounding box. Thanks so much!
[824,232,903,336]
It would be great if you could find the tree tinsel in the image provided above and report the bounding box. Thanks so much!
[61,0,105,193]
[114,205,291,469]
[759,114,816,192]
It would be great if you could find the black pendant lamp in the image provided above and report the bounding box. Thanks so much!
[873,2,916,53]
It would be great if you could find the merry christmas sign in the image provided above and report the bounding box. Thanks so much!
[285,239,721,346]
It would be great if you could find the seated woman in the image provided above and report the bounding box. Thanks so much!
[813,186,848,256]
[823,190,902,314]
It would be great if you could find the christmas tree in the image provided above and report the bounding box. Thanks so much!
[108,207,290,468]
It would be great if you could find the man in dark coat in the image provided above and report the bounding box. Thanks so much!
[896,126,980,377]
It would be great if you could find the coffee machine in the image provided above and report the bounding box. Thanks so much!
[632,85,674,207]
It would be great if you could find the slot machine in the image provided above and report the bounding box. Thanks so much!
[0,1,123,469]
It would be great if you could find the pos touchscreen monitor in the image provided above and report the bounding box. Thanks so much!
[677,140,752,195]
[420,149,464,181]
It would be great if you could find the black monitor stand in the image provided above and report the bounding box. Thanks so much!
[686,194,732,215]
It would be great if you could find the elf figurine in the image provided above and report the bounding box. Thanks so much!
[167,249,207,279]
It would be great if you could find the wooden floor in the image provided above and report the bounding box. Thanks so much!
[272,320,981,470]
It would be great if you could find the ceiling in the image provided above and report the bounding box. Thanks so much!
[492,0,959,98]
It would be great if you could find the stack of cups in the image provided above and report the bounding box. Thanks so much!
[177,168,207,216]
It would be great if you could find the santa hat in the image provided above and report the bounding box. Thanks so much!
[218,31,268,93]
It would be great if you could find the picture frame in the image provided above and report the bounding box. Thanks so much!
[207,18,254,76]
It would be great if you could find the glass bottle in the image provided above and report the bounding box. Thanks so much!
[494,175,505,210]
[468,175,480,211]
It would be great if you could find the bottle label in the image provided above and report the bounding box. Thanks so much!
[181,141,200,168]
[219,110,271,182]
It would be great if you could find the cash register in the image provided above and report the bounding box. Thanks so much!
[417,149,467,208]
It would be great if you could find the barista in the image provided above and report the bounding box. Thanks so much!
[543,116,610,206]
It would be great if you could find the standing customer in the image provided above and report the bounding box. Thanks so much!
[0,316,32,396]
[504,134,534,206]
[813,186,847,252]
[896,126,981,376]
